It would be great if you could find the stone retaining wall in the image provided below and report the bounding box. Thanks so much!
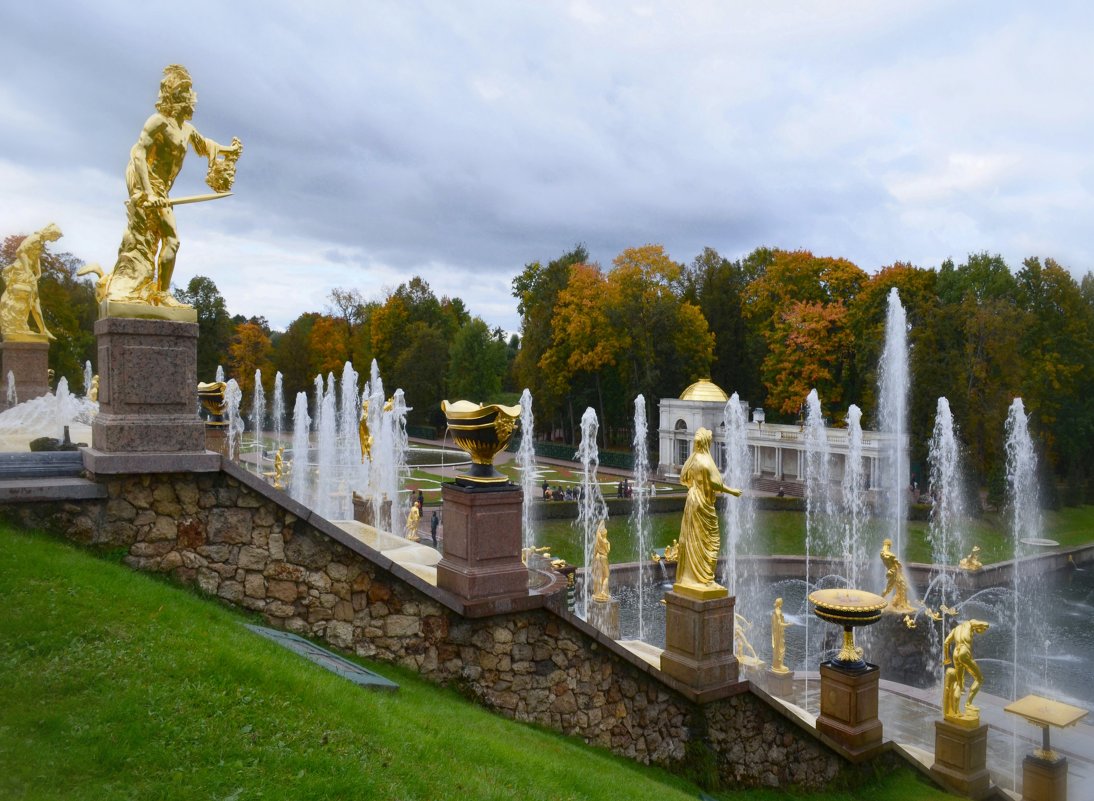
[4,463,876,792]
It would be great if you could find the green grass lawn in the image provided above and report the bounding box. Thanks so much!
[0,525,958,801]
[535,505,1094,568]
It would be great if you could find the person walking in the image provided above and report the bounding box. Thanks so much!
[430,510,439,546]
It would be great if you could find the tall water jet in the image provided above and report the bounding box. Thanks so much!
[575,407,608,617]
[337,361,362,520]
[251,369,266,440]
[6,371,16,406]
[271,371,284,445]
[83,360,93,397]
[313,374,324,434]
[928,398,966,568]
[878,287,910,558]
[224,379,244,461]
[721,393,758,623]
[374,389,409,534]
[803,389,833,677]
[315,373,338,520]
[365,368,387,528]
[517,389,538,554]
[289,392,311,505]
[840,404,869,589]
[630,394,652,640]
[215,364,225,383]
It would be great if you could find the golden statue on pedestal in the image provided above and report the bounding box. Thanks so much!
[734,612,761,665]
[674,427,742,600]
[771,597,790,674]
[959,545,983,571]
[95,65,242,316]
[942,619,990,726]
[591,519,611,602]
[880,538,916,614]
[88,375,100,402]
[358,399,373,462]
[0,223,61,341]
[272,447,285,490]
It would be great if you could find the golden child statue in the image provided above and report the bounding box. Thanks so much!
[591,519,611,602]
[942,619,990,726]
[0,223,61,341]
[101,65,242,311]
[880,538,916,613]
[771,597,790,674]
[674,427,742,599]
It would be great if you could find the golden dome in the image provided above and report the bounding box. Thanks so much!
[679,379,728,402]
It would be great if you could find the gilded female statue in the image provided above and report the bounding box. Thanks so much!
[674,427,742,597]
[880,538,915,613]
[771,597,790,674]
[0,223,61,340]
[405,502,421,541]
[591,519,611,602]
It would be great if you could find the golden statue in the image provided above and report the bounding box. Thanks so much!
[959,545,983,571]
[0,223,61,341]
[272,447,285,490]
[942,619,990,726]
[734,612,760,663]
[880,538,916,613]
[88,375,99,402]
[405,502,421,541]
[101,65,242,312]
[358,399,372,462]
[674,427,742,599]
[771,597,790,674]
[591,519,611,602]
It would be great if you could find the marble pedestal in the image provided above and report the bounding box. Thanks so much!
[930,719,992,799]
[659,591,738,692]
[1021,754,1068,801]
[589,597,620,639]
[91,317,204,454]
[1,339,50,404]
[436,483,527,600]
[765,667,795,697]
[816,661,883,757]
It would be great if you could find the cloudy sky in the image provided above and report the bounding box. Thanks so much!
[1,1,1091,331]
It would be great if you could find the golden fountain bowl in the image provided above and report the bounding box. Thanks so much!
[808,588,888,669]
[441,399,521,486]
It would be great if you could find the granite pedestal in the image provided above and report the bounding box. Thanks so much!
[90,317,204,453]
[589,597,620,639]
[1021,754,1068,801]
[659,591,738,692]
[930,719,992,799]
[205,424,228,456]
[816,661,883,758]
[765,667,795,697]
[1,339,50,404]
[436,483,527,600]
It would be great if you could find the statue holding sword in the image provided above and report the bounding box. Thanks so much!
[94,64,242,309]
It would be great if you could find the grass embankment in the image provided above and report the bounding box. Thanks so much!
[0,526,956,801]
[535,505,1094,568]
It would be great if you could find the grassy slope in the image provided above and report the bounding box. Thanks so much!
[0,526,956,801]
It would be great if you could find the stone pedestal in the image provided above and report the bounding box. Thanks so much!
[352,494,393,530]
[436,483,527,600]
[91,317,204,453]
[589,597,620,639]
[1021,754,1068,801]
[659,591,738,692]
[930,719,992,799]
[765,667,795,697]
[205,424,228,456]
[1,339,50,404]
[816,661,883,757]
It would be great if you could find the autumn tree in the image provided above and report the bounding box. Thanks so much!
[307,315,351,379]
[227,321,273,396]
[447,317,508,401]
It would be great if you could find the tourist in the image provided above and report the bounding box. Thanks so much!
[430,510,439,546]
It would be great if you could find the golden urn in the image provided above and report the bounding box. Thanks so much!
[808,588,888,670]
[197,381,227,426]
[441,400,521,487]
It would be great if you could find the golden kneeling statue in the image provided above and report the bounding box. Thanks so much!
[880,538,916,614]
[734,612,760,664]
[591,519,612,602]
[674,427,741,600]
[942,619,990,726]
[959,545,983,571]
[1,223,61,342]
[97,65,242,313]
[771,597,790,674]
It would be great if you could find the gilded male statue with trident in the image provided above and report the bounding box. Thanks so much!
[97,65,242,309]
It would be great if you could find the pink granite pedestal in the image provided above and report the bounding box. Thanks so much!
[931,719,992,799]
[85,317,211,474]
[659,591,738,693]
[1,339,50,405]
[816,661,883,758]
[436,483,527,600]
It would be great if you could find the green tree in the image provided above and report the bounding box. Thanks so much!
[175,276,232,382]
[447,317,508,401]
[271,312,320,400]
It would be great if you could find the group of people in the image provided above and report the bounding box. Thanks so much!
[615,479,633,499]
[542,481,585,502]
[404,489,440,546]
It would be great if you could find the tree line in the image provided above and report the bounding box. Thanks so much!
[5,229,1093,499]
